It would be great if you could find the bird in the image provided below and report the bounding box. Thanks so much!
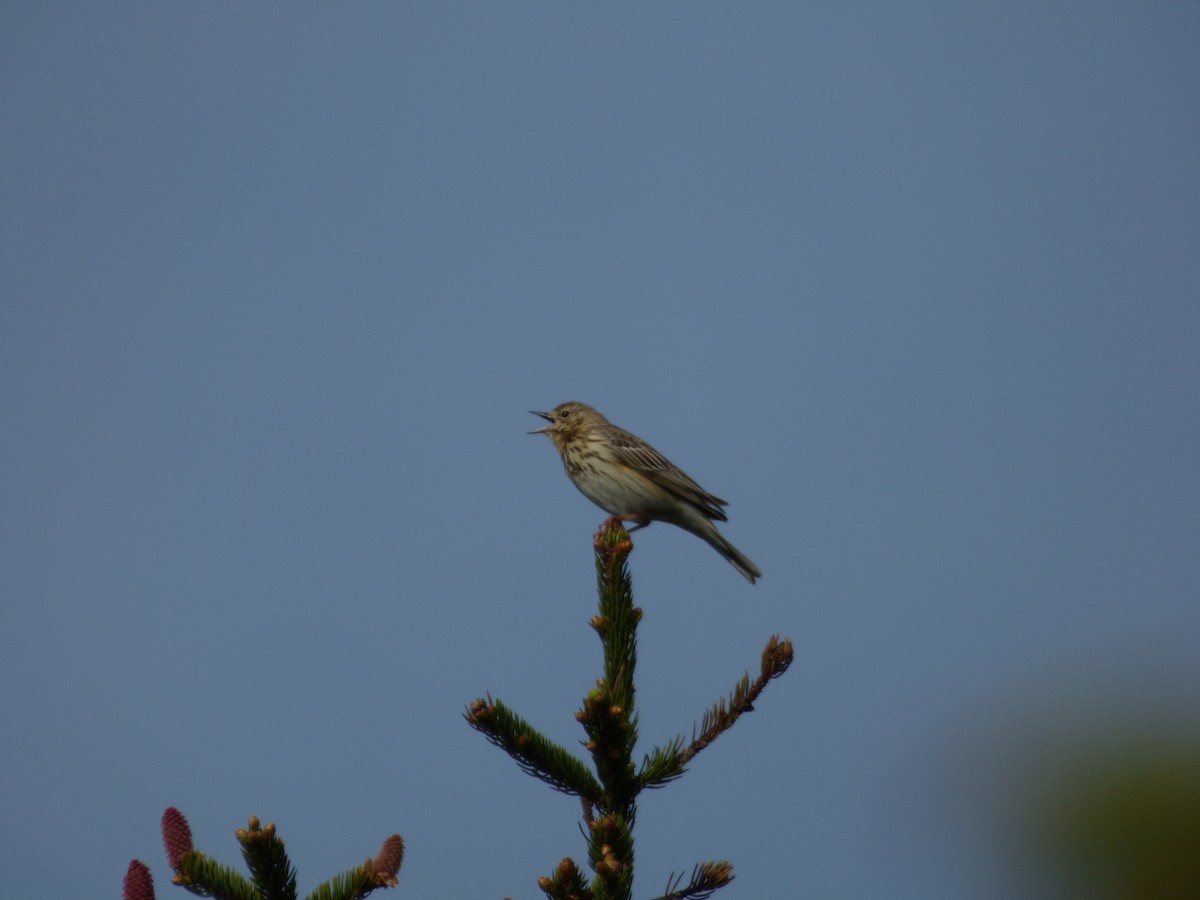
[529,402,761,583]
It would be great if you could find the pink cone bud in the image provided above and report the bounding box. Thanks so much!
[123,860,156,900]
[161,807,194,869]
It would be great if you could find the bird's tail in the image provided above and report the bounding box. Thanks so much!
[702,526,762,584]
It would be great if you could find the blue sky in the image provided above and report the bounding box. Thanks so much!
[2,4,1198,898]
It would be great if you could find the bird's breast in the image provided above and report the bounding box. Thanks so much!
[566,458,669,517]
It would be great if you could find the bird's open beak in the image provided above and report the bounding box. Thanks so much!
[528,410,554,435]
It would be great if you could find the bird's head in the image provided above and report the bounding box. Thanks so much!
[528,402,602,450]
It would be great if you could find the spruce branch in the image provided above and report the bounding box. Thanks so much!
[582,521,641,819]
[304,869,382,900]
[173,849,257,900]
[537,856,593,900]
[592,523,640,720]
[634,736,687,791]
[465,695,604,800]
[637,636,792,790]
[468,518,793,899]
[677,635,794,770]
[649,861,735,900]
[150,808,403,900]
[577,680,640,817]
[305,835,404,900]
[587,812,635,900]
[237,817,298,900]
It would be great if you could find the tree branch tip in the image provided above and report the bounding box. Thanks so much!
[761,635,794,676]
[363,834,405,886]
[465,696,497,723]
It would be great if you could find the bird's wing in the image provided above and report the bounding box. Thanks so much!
[610,429,729,521]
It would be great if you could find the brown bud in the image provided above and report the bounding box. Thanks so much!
[364,834,404,887]
[466,697,493,720]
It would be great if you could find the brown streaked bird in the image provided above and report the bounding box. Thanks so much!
[529,402,762,584]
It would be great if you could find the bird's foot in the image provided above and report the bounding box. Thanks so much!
[598,515,649,535]
[600,515,626,533]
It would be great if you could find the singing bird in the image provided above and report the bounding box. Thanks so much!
[529,402,761,583]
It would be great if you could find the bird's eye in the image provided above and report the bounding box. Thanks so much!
[560,409,570,418]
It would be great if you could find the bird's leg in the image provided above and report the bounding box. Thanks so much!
[619,514,652,533]
[600,514,651,533]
